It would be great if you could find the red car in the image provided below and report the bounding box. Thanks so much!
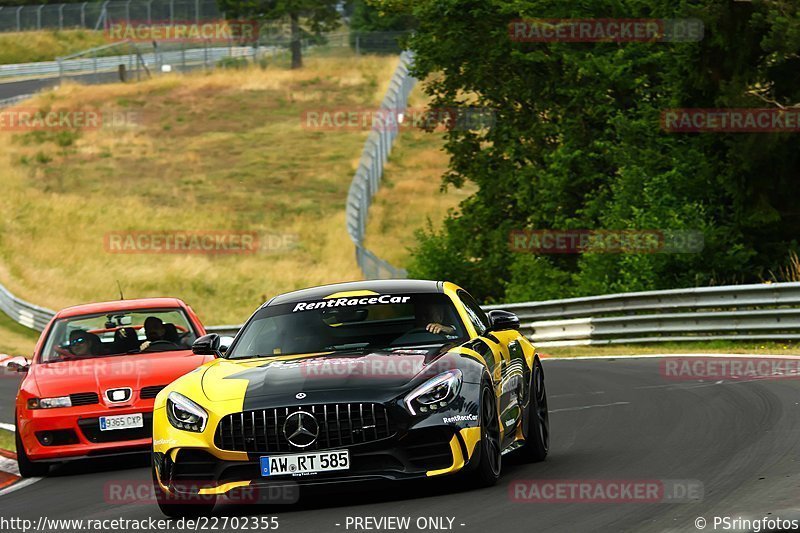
[12,298,215,477]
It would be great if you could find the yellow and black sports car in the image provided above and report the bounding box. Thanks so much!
[151,280,549,516]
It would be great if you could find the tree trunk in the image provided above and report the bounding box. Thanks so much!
[290,12,302,69]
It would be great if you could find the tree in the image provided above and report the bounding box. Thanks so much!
[349,0,416,53]
[386,0,800,303]
[217,0,342,68]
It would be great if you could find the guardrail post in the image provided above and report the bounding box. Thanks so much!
[81,2,87,28]
[37,5,42,30]
[16,6,22,32]
[59,4,64,30]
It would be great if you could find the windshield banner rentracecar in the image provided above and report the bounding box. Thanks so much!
[292,295,411,312]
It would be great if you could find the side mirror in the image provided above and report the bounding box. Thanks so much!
[487,310,520,332]
[192,334,221,356]
[6,356,31,373]
[219,336,235,354]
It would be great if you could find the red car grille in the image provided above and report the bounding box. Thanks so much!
[69,392,99,406]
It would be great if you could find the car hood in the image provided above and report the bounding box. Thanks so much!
[31,350,205,399]
[202,347,455,403]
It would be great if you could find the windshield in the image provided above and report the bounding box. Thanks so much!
[227,293,467,359]
[39,308,198,363]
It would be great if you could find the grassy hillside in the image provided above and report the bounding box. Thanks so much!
[0,53,466,335]
[0,29,109,65]
[362,86,474,266]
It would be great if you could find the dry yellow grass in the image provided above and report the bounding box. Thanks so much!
[0,311,40,355]
[363,86,474,265]
[0,29,109,64]
[0,54,424,326]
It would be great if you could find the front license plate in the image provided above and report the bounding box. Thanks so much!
[99,413,144,431]
[260,450,349,477]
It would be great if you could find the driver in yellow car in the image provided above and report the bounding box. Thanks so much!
[422,305,456,335]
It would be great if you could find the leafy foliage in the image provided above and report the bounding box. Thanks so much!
[393,0,800,303]
[217,0,341,68]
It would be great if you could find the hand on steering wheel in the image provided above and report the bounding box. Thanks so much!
[425,322,455,335]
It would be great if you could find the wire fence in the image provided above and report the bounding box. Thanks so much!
[345,51,416,279]
[0,0,221,33]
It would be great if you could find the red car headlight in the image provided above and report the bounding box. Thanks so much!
[27,396,72,409]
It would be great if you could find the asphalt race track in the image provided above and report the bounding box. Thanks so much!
[2,357,800,532]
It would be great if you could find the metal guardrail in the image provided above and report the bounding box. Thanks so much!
[345,51,416,279]
[0,284,54,331]
[483,283,800,346]
[0,284,240,337]
[5,282,800,348]
[0,43,254,81]
[0,94,34,109]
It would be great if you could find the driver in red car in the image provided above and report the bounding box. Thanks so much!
[140,316,167,351]
[67,330,103,357]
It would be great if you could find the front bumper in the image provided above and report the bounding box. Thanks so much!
[18,402,156,461]
[153,423,481,498]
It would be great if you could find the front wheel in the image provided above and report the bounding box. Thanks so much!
[465,383,502,487]
[15,420,49,478]
[152,462,216,517]
[519,356,549,462]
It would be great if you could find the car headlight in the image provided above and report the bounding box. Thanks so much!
[27,396,72,409]
[166,392,208,432]
[404,369,462,415]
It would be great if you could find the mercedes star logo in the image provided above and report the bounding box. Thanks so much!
[283,411,319,448]
[296,392,306,400]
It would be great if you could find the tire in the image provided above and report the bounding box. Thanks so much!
[519,356,549,462]
[466,382,502,487]
[152,460,216,518]
[14,420,49,478]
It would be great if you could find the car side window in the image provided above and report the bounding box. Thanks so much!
[457,290,491,336]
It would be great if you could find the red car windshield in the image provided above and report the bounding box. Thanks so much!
[39,308,197,363]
